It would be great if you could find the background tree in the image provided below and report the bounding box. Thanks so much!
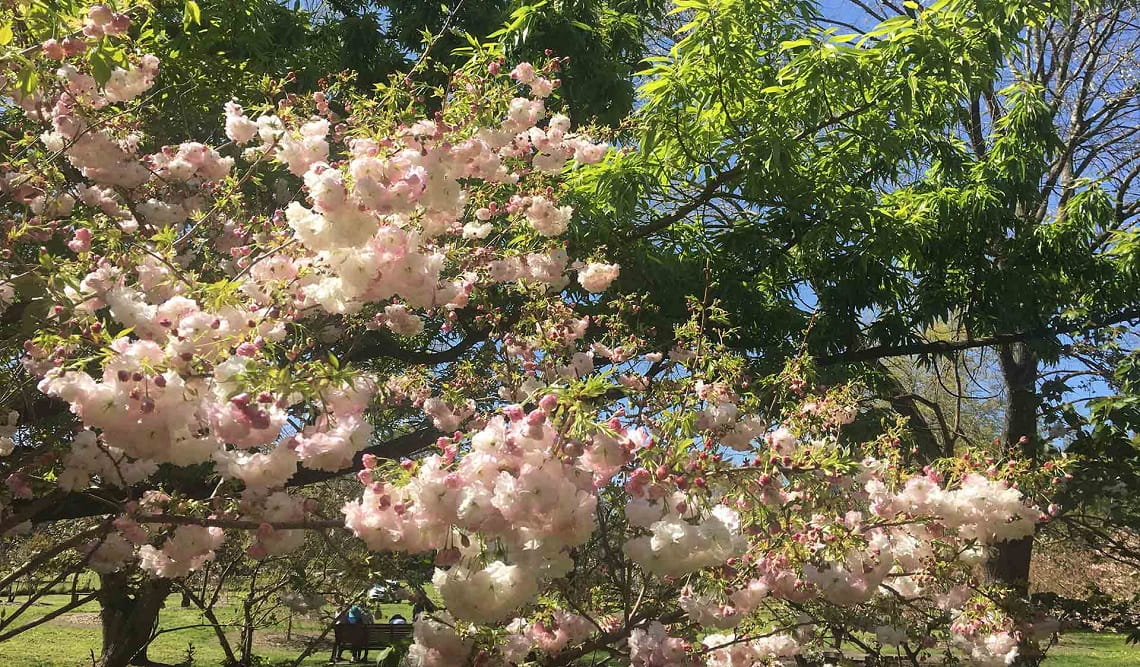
[581,0,1140,631]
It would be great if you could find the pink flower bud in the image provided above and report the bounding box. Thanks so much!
[5,473,31,499]
[88,5,113,25]
[67,227,92,253]
[61,38,86,56]
[42,39,66,59]
[108,13,132,35]
[538,394,559,411]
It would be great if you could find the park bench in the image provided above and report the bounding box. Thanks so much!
[330,622,414,663]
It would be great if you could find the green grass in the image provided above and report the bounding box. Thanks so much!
[1,593,413,666]
[1045,631,1140,666]
[4,595,1138,666]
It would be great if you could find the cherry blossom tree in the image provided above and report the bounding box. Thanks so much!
[0,3,1068,666]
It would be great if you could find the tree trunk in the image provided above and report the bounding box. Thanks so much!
[174,581,238,664]
[985,342,1039,592]
[987,342,1043,665]
[241,597,254,665]
[239,562,263,666]
[70,571,82,604]
[97,571,173,667]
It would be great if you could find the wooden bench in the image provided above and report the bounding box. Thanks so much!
[330,623,414,663]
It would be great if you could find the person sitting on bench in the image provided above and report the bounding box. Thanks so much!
[389,614,407,624]
[330,610,414,663]
[334,604,376,662]
[346,604,374,624]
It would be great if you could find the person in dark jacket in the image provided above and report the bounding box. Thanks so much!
[336,604,376,662]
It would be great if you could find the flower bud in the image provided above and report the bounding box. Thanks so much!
[88,5,113,25]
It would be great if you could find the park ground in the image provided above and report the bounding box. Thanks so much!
[1,593,412,666]
[2,594,1139,666]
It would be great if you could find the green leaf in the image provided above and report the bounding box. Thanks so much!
[462,30,481,52]
[18,67,38,95]
[183,0,202,29]
[0,22,13,47]
[89,49,112,85]
[779,38,813,50]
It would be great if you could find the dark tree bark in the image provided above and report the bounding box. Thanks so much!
[174,580,238,664]
[97,571,173,667]
[986,342,1044,665]
[985,342,1040,593]
[70,570,82,604]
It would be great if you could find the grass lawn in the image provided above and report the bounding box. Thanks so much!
[1045,631,1140,665]
[1,593,413,666]
[3,595,1138,665]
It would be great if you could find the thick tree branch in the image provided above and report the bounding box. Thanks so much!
[0,592,98,643]
[625,166,743,240]
[343,328,487,366]
[0,521,111,591]
[818,306,1140,366]
[134,515,346,531]
[287,425,440,487]
[11,426,441,525]
[626,103,876,241]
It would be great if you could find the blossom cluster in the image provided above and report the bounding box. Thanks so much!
[3,16,614,578]
[344,412,605,622]
[0,411,18,457]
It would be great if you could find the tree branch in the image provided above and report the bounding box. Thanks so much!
[11,427,441,525]
[134,515,346,530]
[0,592,98,643]
[624,166,743,240]
[286,425,441,487]
[818,306,1140,366]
